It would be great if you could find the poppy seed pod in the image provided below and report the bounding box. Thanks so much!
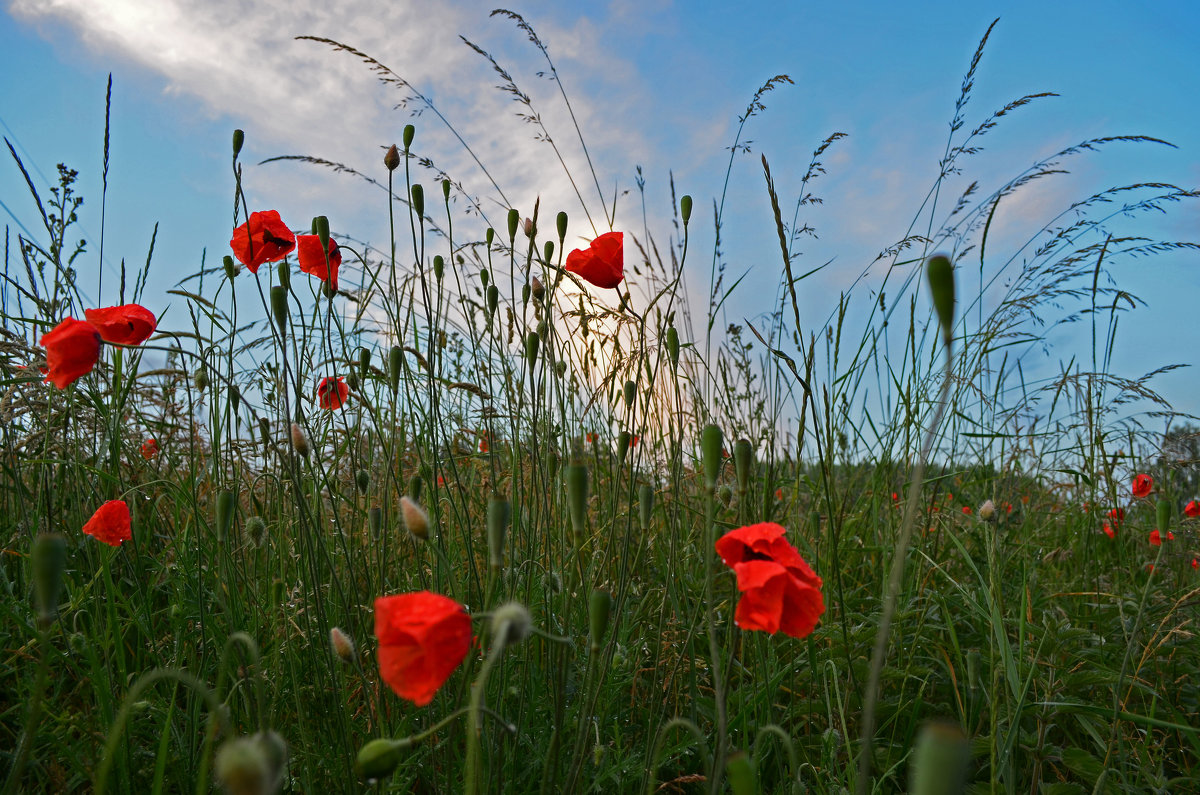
[356,737,412,781]
[925,254,955,348]
[383,144,400,172]
[733,439,754,495]
[490,601,532,648]
[589,588,612,653]
[388,345,403,394]
[232,129,245,158]
[32,532,67,627]
[701,424,724,492]
[665,326,680,370]
[565,465,588,539]
[402,124,414,150]
[680,195,693,225]
[487,497,510,573]
[638,484,654,530]
[400,496,432,541]
[909,721,970,795]
[507,208,520,242]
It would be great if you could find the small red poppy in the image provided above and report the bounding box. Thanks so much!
[1132,474,1153,499]
[1004,502,1013,513]
[230,210,296,273]
[375,591,471,706]
[1108,507,1125,527]
[1185,500,1200,518]
[141,438,159,460]
[316,376,349,410]
[1149,529,1173,546]
[479,433,490,454]
[1102,523,1116,540]
[85,304,157,345]
[296,234,341,292]
[891,492,899,502]
[1192,558,1198,570]
[41,318,102,389]
[586,432,597,444]
[83,500,132,547]
[715,522,824,638]
[436,475,445,488]
[775,487,784,501]
[630,435,640,447]
[564,231,624,289]
[962,506,973,515]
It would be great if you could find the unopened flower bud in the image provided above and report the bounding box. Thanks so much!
[355,470,370,495]
[290,423,309,458]
[400,496,431,541]
[32,533,66,627]
[523,217,535,238]
[244,516,267,547]
[490,601,532,647]
[589,588,612,653]
[402,124,415,150]
[356,737,411,781]
[384,144,400,172]
[701,424,724,492]
[680,195,693,225]
[487,497,510,573]
[329,627,356,663]
[214,736,270,795]
[507,208,520,242]
[193,367,210,391]
[368,506,382,540]
[232,129,245,158]
[978,499,995,521]
[531,276,545,302]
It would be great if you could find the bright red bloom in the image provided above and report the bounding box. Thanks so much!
[141,438,159,460]
[586,432,597,444]
[1108,507,1126,528]
[84,304,157,345]
[1102,523,1116,540]
[630,435,640,447]
[316,376,349,410]
[40,318,102,389]
[775,487,784,501]
[296,234,341,291]
[1192,558,1198,570]
[1004,502,1013,513]
[83,500,132,547]
[891,492,899,502]
[715,522,824,638]
[479,433,490,454]
[1132,473,1153,499]
[564,231,624,289]
[1185,500,1200,518]
[374,591,471,706]
[230,210,296,273]
[436,475,445,488]
[962,506,973,515]
[1149,529,1171,546]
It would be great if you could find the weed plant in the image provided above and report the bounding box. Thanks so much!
[2,12,1199,794]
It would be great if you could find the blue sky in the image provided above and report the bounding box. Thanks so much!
[3,1,1198,430]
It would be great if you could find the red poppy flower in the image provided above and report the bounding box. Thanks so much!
[84,304,157,345]
[775,487,784,501]
[83,500,132,547]
[891,492,899,502]
[1192,558,1198,570]
[715,522,824,638]
[564,231,623,289]
[296,234,341,291]
[1102,523,1116,540]
[1149,529,1170,546]
[230,210,296,273]
[316,376,349,410]
[1185,500,1200,518]
[141,438,159,460]
[962,506,973,515]
[630,435,640,447]
[40,318,102,389]
[1004,502,1013,514]
[1132,473,1153,499]
[436,475,445,488]
[479,433,490,454]
[1108,507,1125,528]
[586,432,597,444]
[374,591,471,706]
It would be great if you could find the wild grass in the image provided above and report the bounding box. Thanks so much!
[3,12,1200,794]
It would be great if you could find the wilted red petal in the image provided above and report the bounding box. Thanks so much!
[375,592,471,706]
[40,318,102,389]
[316,376,349,410]
[85,304,157,345]
[230,210,296,273]
[296,234,341,292]
[83,500,132,547]
[564,231,624,289]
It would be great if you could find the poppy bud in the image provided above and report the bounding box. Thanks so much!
[718,484,733,507]
[486,228,495,247]
[623,380,636,409]
[531,276,545,302]
[543,241,554,263]
[491,601,532,647]
[537,320,549,341]
[522,283,531,306]
[978,499,995,521]
[638,485,654,530]
[400,496,432,541]
[487,285,500,317]
[223,255,238,281]
[565,465,588,539]
[410,184,424,218]
[356,737,412,781]
[252,730,287,790]
[355,469,370,495]
[214,736,270,795]
[276,260,290,291]
[314,215,330,253]
[408,474,424,501]
[441,179,450,200]
[556,211,567,241]
[388,345,403,393]
[1157,499,1171,535]
[665,326,680,369]
[290,423,309,458]
[617,431,631,465]
[701,424,724,492]
[733,439,754,495]
[194,367,210,391]
[589,588,612,653]
[346,372,359,391]
[232,129,245,158]
[487,497,510,573]
[383,144,401,172]
[368,505,382,540]
[229,385,241,414]
[32,532,66,628]
[329,627,356,663]
[358,347,371,380]
[523,217,535,238]
[507,209,520,242]
[555,360,567,379]
[216,489,236,540]
[270,286,288,337]
[402,124,415,151]
[433,255,444,281]
[925,254,955,349]
[725,751,756,795]
[244,516,267,547]
[909,721,970,795]
[525,331,540,368]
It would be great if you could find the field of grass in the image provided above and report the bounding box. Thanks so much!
[3,16,1199,794]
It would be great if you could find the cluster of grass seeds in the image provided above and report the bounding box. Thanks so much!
[3,12,1199,795]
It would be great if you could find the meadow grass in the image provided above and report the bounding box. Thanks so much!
[2,13,1199,794]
